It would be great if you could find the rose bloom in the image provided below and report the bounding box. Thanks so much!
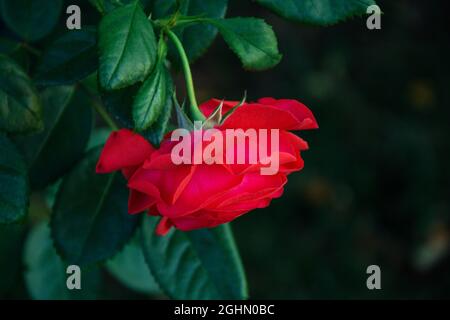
[96,98,318,235]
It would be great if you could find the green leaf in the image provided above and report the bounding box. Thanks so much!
[89,0,153,14]
[146,0,174,17]
[98,1,158,90]
[35,28,98,86]
[102,76,173,146]
[81,72,100,94]
[0,134,28,224]
[255,0,376,25]
[87,127,112,150]
[181,0,228,62]
[132,62,169,132]
[152,0,228,62]
[0,0,63,42]
[0,54,42,133]
[44,180,61,210]
[0,39,31,70]
[24,222,102,300]
[145,73,173,146]
[101,84,138,129]
[141,217,248,299]
[13,86,93,190]
[89,0,107,13]
[51,147,139,266]
[0,224,25,297]
[0,38,21,55]
[207,18,282,70]
[106,229,161,294]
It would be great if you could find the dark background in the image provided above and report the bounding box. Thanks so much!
[215,0,450,299]
[1,0,449,299]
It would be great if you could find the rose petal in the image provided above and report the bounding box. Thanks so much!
[128,189,156,214]
[156,216,173,236]
[199,98,318,131]
[128,164,195,206]
[208,173,287,211]
[258,98,319,130]
[170,210,239,231]
[96,129,154,173]
[199,99,239,118]
[156,164,243,218]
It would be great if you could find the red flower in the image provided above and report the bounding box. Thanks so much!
[96,98,318,235]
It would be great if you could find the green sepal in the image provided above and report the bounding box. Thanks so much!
[174,94,194,131]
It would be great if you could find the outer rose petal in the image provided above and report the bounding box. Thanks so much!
[122,166,140,180]
[128,190,156,214]
[221,129,308,175]
[258,98,318,130]
[199,98,318,131]
[166,174,287,231]
[199,99,240,118]
[96,129,154,174]
[170,212,237,231]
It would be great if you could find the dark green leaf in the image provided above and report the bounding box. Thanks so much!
[13,86,93,190]
[147,0,174,18]
[44,180,61,210]
[182,0,228,62]
[208,18,282,70]
[87,127,112,150]
[0,54,42,133]
[89,0,153,14]
[24,222,102,300]
[132,63,169,131]
[101,84,138,129]
[0,134,28,224]
[102,77,173,146]
[255,0,376,25]
[98,1,157,90]
[0,38,21,55]
[81,72,100,94]
[141,217,248,299]
[51,147,139,266]
[145,73,173,146]
[0,224,25,297]
[0,39,30,70]
[106,229,161,294]
[0,0,63,42]
[89,0,106,13]
[35,28,98,86]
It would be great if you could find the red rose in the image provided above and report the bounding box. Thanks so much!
[96,98,318,235]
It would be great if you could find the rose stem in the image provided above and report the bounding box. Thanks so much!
[165,29,206,122]
[79,83,119,131]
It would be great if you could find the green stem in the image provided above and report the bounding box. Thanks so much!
[79,84,119,131]
[92,99,119,131]
[21,43,41,56]
[166,29,205,121]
